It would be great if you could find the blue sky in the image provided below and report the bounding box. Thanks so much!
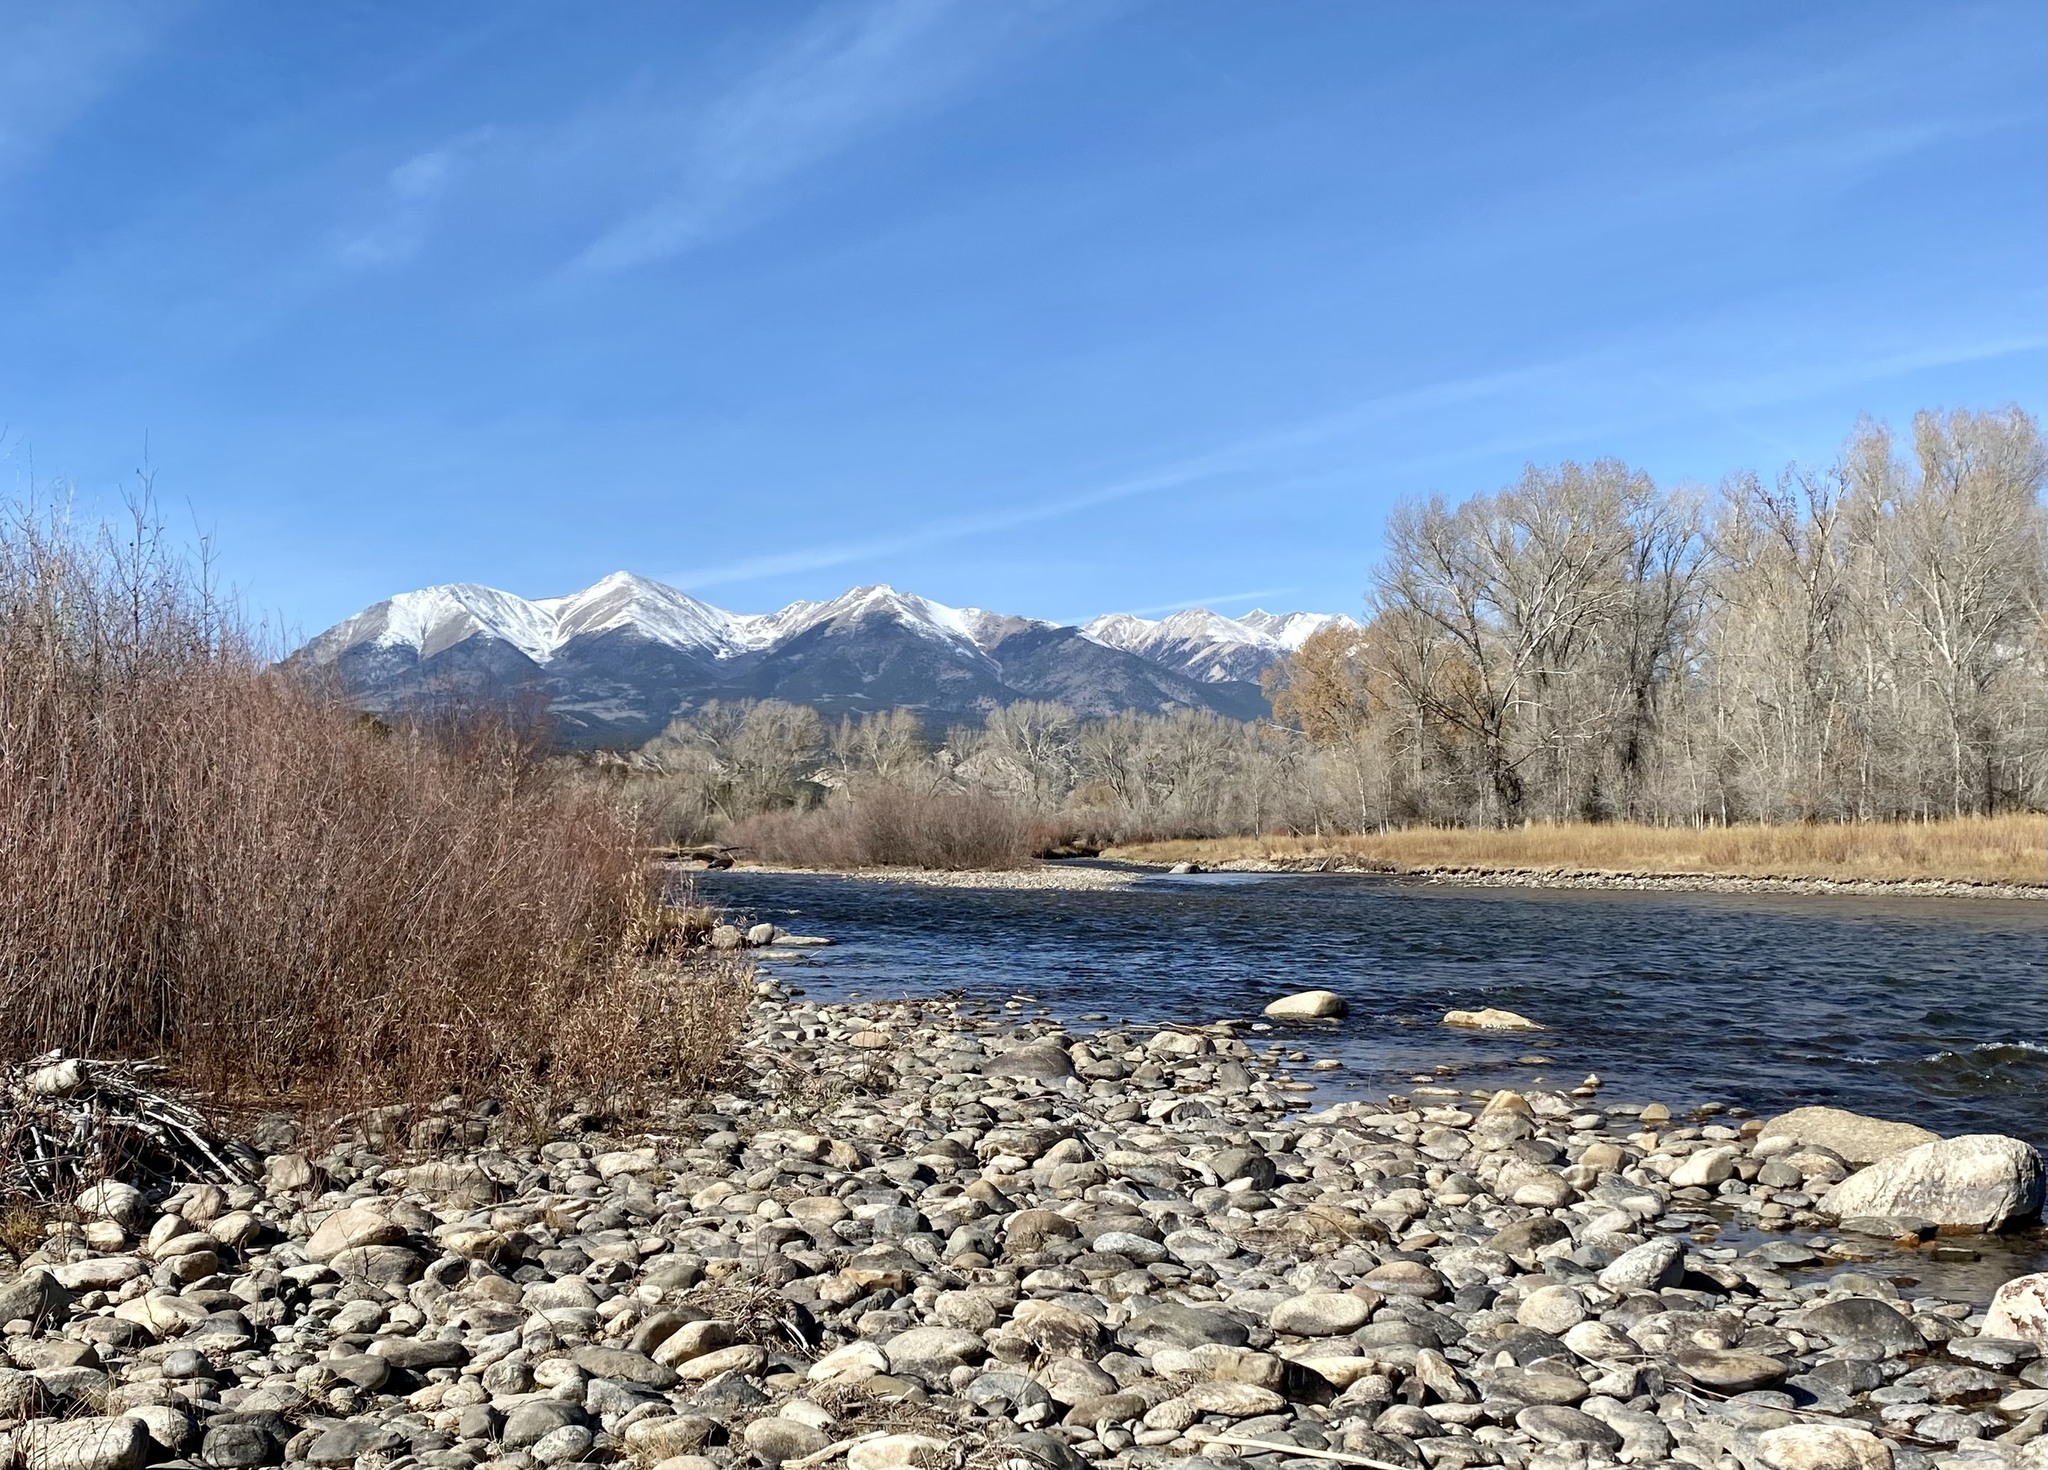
[3,0,2042,636]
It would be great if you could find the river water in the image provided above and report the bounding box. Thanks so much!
[691,866,2048,1146]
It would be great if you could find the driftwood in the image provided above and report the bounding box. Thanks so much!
[667,844,738,869]
[0,1052,251,1202]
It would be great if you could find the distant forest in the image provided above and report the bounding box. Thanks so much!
[619,407,2046,843]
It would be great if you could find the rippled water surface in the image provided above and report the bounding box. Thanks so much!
[692,866,2048,1146]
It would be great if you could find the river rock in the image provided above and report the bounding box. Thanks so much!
[741,1417,830,1465]
[980,1044,1076,1082]
[1671,1143,1742,1188]
[1270,1291,1373,1336]
[1264,989,1347,1019]
[1516,1283,1587,1334]
[1820,1133,2045,1231]
[1443,1006,1543,1030]
[882,1326,985,1377]
[74,1181,149,1230]
[1793,1297,1924,1355]
[1757,1106,1940,1165]
[1597,1237,1685,1291]
[303,1205,405,1262]
[1984,1273,2048,1350]
[14,1416,151,1470]
[0,1269,71,1329]
[1754,1422,1894,1470]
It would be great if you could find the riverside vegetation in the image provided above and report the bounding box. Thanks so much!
[0,495,750,1119]
[609,408,2046,878]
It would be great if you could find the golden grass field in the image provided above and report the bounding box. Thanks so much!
[1104,814,2048,888]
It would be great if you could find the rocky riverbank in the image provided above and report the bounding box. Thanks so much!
[2,989,2045,1470]
[1172,858,2048,903]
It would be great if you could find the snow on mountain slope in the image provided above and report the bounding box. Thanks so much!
[318,573,1350,680]
[324,583,565,663]
[540,572,751,657]
[315,575,1047,669]
[1238,609,1354,650]
[1080,605,1358,683]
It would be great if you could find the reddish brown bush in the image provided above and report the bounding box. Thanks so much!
[0,502,746,1112]
[729,782,1036,870]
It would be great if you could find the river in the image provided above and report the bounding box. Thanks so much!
[690,865,2048,1146]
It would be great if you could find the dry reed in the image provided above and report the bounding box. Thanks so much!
[0,499,748,1115]
[1106,814,2048,887]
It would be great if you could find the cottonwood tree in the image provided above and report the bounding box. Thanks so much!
[1848,408,2047,814]
[1375,461,1671,822]
[826,709,931,791]
[639,699,825,834]
[956,701,1080,810]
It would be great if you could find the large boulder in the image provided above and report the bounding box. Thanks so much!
[1982,1272,2048,1350]
[1820,1134,2044,1232]
[1757,1107,1939,1166]
[1264,990,1347,1020]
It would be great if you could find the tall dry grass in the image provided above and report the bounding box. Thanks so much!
[1106,815,2048,887]
[0,501,748,1112]
[729,783,1039,870]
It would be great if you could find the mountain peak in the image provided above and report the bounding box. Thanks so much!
[1080,604,1358,683]
[298,572,1346,745]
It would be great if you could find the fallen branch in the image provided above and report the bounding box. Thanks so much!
[1196,1432,1412,1470]
[0,1053,252,1202]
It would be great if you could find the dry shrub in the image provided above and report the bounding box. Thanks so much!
[729,783,1035,870]
[0,500,747,1112]
[1106,814,2048,887]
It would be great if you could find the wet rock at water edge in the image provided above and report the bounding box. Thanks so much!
[1821,1132,2045,1231]
[1264,988,1347,1019]
[1442,1006,1543,1030]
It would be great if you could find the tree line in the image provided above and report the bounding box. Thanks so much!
[618,407,2045,842]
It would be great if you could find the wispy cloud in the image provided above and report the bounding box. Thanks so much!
[0,1,168,183]
[662,314,2048,599]
[335,128,497,268]
[571,0,1088,272]
[660,360,1564,591]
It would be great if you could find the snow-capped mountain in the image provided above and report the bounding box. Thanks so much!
[1081,606,1357,684]
[297,573,1347,748]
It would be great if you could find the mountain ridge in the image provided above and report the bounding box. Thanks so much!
[297,573,1355,748]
